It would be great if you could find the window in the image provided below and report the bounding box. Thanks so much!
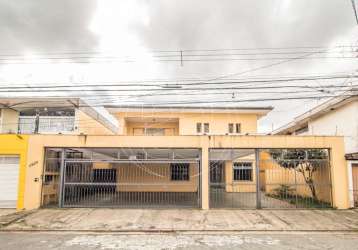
[145,128,165,136]
[228,123,241,134]
[233,162,253,181]
[92,169,117,183]
[228,123,234,133]
[204,123,209,133]
[235,123,241,133]
[295,125,308,135]
[133,128,165,135]
[196,123,202,133]
[171,163,190,181]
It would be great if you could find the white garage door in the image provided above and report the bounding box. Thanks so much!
[0,155,20,208]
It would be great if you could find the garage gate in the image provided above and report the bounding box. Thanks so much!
[209,149,332,209]
[0,155,20,208]
[41,148,201,208]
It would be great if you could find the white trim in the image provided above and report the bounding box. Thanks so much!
[348,160,358,208]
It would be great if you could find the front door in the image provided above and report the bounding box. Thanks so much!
[210,161,225,184]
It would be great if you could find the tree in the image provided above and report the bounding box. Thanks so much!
[269,149,328,200]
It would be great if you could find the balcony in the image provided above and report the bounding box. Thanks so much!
[124,117,179,136]
[18,116,75,134]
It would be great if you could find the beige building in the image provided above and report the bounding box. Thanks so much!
[0,98,349,211]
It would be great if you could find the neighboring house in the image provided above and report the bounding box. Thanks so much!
[0,99,349,211]
[0,97,119,135]
[273,89,358,207]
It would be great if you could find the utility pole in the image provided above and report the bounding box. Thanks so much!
[351,0,358,25]
[34,109,40,134]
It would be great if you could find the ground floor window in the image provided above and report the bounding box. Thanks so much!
[233,162,253,181]
[171,163,190,181]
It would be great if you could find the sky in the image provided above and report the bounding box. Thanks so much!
[0,0,357,133]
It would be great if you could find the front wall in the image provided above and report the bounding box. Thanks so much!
[0,135,29,210]
[115,163,198,192]
[24,135,348,210]
[178,113,258,135]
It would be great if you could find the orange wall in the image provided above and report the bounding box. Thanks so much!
[76,110,115,135]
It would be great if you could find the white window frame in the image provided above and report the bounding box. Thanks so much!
[233,161,253,182]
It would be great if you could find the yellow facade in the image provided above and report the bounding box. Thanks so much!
[113,112,258,135]
[19,134,348,210]
[0,134,29,210]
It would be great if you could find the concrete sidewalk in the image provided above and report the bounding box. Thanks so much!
[2,208,358,232]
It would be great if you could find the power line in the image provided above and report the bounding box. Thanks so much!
[2,94,357,109]
[0,44,357,57]
[0,75,355,89]
[0,56,356,65]
[0,50,354,60]
[1,83,358,93]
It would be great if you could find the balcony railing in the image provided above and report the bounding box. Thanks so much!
[18,116,75,134]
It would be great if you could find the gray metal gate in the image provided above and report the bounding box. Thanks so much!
[60,159,201,208]
[209,149,333,209]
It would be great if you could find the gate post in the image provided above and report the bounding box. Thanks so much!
[58,148,65,208]
[255,149,261,209]
[201,143,209,210]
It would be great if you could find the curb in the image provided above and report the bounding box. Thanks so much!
[0,210,35,229]
[1,229,358,234]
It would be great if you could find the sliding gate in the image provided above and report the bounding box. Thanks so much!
[61,159,200,208]
[42,148,201,208]
[209,149,333,209]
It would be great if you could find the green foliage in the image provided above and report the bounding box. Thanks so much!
[272,184,295,198]
[269,149,329,201]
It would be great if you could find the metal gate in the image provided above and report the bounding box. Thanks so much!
[209,149,332,209]
[61,159,200,208]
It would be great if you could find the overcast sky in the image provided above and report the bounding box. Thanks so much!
[0,0,357,133]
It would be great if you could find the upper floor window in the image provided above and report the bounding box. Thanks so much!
[204,123,209,133]
[133,128,165,136]
[196,123,202,133]
[196,122,209,134]
[228,123,241,134]
[145,128,165,136]
[233,162,253,181]
[294,125,308,135]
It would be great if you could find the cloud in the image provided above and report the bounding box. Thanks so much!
[0,0,98,54]
[0,0,357,132]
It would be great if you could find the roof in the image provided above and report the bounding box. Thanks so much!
[105,105,273,117]
[273,89,358,135]
[0,97,119,133]
[346,152,358,160]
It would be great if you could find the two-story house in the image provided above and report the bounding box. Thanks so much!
[0,98,349,211]
[0,97,118,136]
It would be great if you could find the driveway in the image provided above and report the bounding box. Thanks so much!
[3,208,358,232]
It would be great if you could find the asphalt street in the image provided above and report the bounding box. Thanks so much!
[0,232,358,250]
